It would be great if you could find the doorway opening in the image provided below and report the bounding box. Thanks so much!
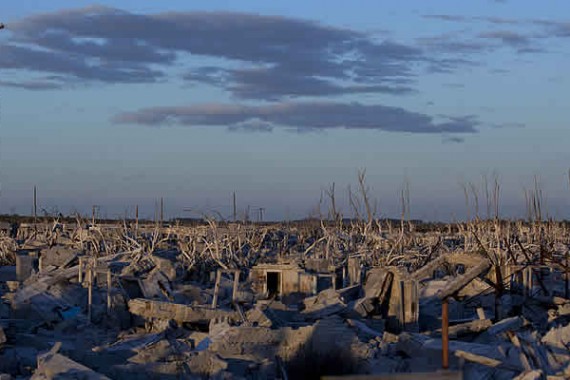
[267,271,281,298]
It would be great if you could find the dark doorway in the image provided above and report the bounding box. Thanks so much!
[317,276,333,292]
[267,271,280,298]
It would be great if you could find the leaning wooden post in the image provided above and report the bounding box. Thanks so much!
[78,256,84,283]
[442,297,449,369]
[400,280,406,331]
[232,270,240,303]
[212,270,222,309]
[106,269,112,314]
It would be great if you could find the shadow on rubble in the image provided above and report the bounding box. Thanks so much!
[283,317,364,380]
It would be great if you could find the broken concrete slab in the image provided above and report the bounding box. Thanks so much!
[33,343,111,380]
[542,322,570,350]
[128,298,239,324]
[245,305,274,328]
[437,259,491,300]
[512,370,544,380]
[433,319,492,339]
[487,316,526,336]
[187,351,228,377]
[302,288,347,320]
[38,246,78,269]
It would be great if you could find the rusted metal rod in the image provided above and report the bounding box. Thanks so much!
[442,298,449,369]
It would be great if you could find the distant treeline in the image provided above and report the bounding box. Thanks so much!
[1,213,568,232]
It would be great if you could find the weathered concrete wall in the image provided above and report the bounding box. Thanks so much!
[250,264,318,297]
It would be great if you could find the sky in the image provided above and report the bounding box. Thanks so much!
[0,0,569,221]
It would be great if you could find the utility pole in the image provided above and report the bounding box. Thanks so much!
[232,192,237,222]
[33,186,37,230]
[135,204,139,235]
[258,207,265,223]
[91,205,99,226]
[160,197,164,226]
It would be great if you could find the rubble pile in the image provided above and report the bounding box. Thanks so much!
[0,218,569,379]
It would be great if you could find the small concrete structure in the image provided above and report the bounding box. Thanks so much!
[16,250,39,282]
[250,262,318,298]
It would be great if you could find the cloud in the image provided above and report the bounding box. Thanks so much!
[492,121,526,129]
[417,34,491,55]
[443,136,465,144]
[532,19,570,38]
[0,79,62,90]
[423,15,469,22]
[423,14,520,25]
[0,6,454,97]
[112,101,479,135]
[421,14,559,55]
[186,65,415,101]
[227,118,274,133]
[0,43,165,84]
[478,30,530,47]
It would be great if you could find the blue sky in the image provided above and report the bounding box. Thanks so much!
[0,1,569,221]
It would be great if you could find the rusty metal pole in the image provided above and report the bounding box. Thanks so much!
[442,298,449,369]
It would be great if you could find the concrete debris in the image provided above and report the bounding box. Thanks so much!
[433,318,492,339]
[437,259,491,300]
[33,343,111,380]
[487,316,526,336]
[245,305,274,328]
[512,370,544,380]
[541,322,570,350]
[128,298,239,324]
[0,219,569,378]
[302,288,347,319]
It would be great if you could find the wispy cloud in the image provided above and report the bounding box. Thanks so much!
[0,79,62,90]
[478,30,531,47]
[112,101,479,135]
